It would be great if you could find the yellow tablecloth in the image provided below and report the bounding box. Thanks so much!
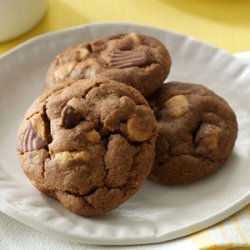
[1,0,250,53]
[0,0,249,249]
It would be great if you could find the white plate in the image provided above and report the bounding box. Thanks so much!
[0,23,249,245]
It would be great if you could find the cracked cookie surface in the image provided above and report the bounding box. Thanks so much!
[148,82,238,185]
[17,79,158,216]
[46,33,171,97]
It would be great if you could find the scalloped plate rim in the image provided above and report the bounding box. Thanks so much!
[0,22,249,245]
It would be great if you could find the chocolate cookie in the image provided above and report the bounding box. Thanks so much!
[46,33,171,97]
[17,79,158,216]
[148,82,238,185]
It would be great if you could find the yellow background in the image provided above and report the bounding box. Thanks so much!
[0,0,250,54]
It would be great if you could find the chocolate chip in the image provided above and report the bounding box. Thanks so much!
[17,121,48,152]
[109,50,153,69]
[61,106,82,129]
[90,39,107,53]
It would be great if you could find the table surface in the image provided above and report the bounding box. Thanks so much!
[0,0,250,54]
[0,1,249,249]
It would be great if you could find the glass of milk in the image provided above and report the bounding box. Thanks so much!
[0,0,48,43]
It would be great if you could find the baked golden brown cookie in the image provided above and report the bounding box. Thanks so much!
[148,82,238,185]
[46,33,171,97]
[17,79,158,216]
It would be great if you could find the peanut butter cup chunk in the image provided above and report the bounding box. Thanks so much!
[17,79,158,216]
[148,82,238,185]
[46,33,171,97]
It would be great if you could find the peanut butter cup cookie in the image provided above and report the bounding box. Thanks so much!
[149,82,238,185]
[17,79,158,216]
[46,33,171,97]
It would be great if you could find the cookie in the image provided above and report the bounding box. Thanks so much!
[46,33,171,97]
[148,82,238,185]
[17,79,158,216]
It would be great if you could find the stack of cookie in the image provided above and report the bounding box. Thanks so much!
[17,33,237,216]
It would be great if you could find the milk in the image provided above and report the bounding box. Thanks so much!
[0,0,48,42]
